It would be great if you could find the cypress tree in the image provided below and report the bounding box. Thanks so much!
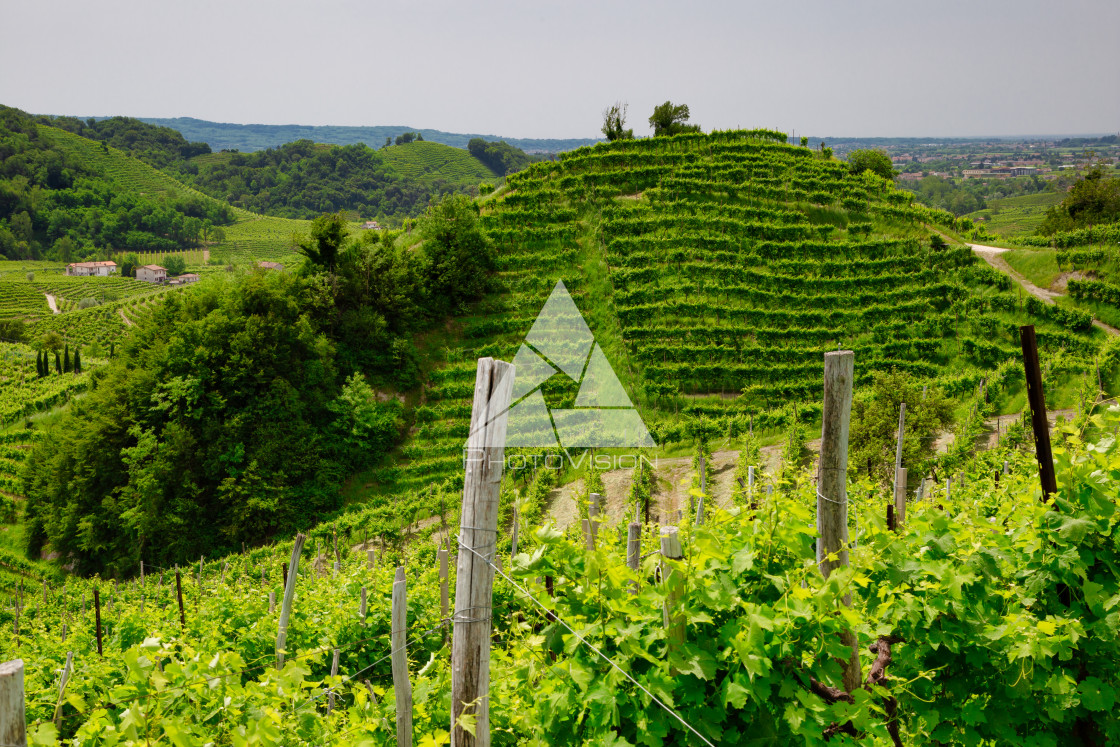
[54,350,61,374]
[35,350,42,377]
[63,344,71,373]
[109,342,115,359]
[74,347,82,374]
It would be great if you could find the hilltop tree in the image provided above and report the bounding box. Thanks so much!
[601,102,634,141]
[395,132,416,145]
[848,149,897,180]
[649,101,700,137]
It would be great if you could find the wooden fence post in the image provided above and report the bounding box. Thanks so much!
[0,659,25,747]
[588,493,601,545]
[818,349,862,692]
[328,648,340,714]
[660,527,685,665]
[451,358,513,747]
[893,402,906,500]
[510,506,520,561]
[894,468,907,528]
[268,592,275,614]
[392,566,413,747]
[627,522,641,594]
[582,519,595,551]
[175,571,185,632]
[94,589,103,656]
[276,534,306,669]
[1020,325,1057,499]
[53,651,73,729]
[359,587,368,619]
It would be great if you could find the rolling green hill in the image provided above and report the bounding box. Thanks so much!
[355,128,1104,524]
[381,141,497,184]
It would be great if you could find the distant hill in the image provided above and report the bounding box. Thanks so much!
[380,141,497,183]
[135,117,601,154]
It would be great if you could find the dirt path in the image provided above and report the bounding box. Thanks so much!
[44,294,59,314]
[970,243,1120,336]
[118,308,134,326]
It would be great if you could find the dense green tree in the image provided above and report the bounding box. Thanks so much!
[53,235,76,262]
[467,139,531,176]
[850,369,954,487]
[601,102,634,141]
[54,350,61,374]
[22,272,403,574]
[298,212,349,273]
[847,149,897,180]
[163,254,187,276]
[648,101,700,137]
[419,194,494,315]
[119,252,141,278]
[1038,166,1120,235]
[0,319,25,343]
[63,344,70,373]
[35,350,42,377]
[73,347,81,374]
[395,132,416,145]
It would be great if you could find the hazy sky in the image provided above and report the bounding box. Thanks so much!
[2,0,1117,140]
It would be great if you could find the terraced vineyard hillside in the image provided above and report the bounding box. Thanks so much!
[381,141,497,184]
[365,130,1103,528]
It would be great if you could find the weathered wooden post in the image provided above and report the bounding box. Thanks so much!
[588,493,601,545]
[276,534,306,669]
[818,349,862,692]
[582,519,595,551]
[627,522,641,594]
[53,651,73,729]
[510,505,520,561]
[94,589,103,656]
[660,527,685,664]
[893,402,906,501]
[268,592,276,614]
[175,571,185,632]
[328,648,340,714]
[894,468,907,528]
[1020,325,1057,500]
[0,659,26,747]
[392,566,413,747]
[451,358,514,747]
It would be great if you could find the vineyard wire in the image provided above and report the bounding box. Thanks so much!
[298,619,450,729]
[457,535,718,747]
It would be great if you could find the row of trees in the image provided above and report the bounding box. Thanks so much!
[35,344,82,376]
[601,100,701,141]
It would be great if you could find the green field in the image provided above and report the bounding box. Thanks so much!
[381,141,497,184]
[966,190,1062,238]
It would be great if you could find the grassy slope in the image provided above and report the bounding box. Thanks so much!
[380,141,497,184]
[966,190,1061,239]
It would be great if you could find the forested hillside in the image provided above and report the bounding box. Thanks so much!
[0,106,233,261]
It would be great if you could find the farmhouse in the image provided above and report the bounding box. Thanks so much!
[361,221,382,230]
[178,273,200,284]
[255,261,285,271]
[136,264,167,283]
[65,261,117,277]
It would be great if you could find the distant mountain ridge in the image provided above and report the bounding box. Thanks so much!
[132,117,602,154]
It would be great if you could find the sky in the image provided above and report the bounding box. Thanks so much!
[1,0,1118,140]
